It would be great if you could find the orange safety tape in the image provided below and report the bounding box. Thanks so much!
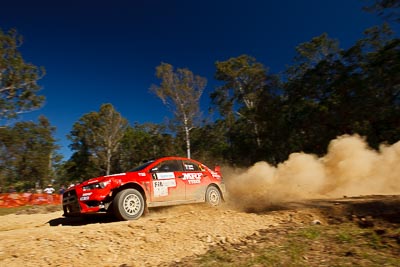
[0,193,62,208]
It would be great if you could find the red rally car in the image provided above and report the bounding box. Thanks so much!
[62,156,225,220]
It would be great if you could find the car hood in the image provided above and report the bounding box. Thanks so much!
[78,173,128,187]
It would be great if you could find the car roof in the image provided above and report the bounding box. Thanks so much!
[155,156,196,161]
[152,157,205,166]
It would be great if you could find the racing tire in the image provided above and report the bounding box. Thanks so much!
[113,189,145,220]
[205,185,222,206]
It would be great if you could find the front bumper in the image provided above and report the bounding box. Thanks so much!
[62,189,109,216]
[62,190,81,215]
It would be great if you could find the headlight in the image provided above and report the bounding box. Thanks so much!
[82,181,109,190]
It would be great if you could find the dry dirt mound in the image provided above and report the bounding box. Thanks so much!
[1,195,399,267]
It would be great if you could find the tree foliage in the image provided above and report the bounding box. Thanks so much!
[207,25,399,165]
[213,55,268,121]
[113,122,181,173]
[4,6,400,186]
[150,63,206,158]
[0,28,45,123]
[285,33,341,80]
[66,103,128,179]
[0,116,59,190]
[280,24,399,157]
[364,0,400,23]
[211,55,281,164]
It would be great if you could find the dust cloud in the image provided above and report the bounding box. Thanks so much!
[224,134,400,211]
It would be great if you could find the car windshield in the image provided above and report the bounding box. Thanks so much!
[128,160,155,172]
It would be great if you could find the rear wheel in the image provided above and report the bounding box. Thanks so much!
[113,189,145,220]
[205,185,222,206]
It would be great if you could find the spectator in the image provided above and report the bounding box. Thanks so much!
[43,184,55,203]
[59,185,66,195]
[43,184,55,194]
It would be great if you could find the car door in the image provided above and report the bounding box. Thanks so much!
[178,159,208,201]
[149,160,185,202]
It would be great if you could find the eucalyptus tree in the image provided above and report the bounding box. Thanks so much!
[0,115,58,190]
[114,123,179,172]
[280,34,342,154]
[189,119,227,162]
[351,24,400,147]
[150,63,206,159]
[68,103,128,177]
[285,33,340,81]
[282,26,399,154]
[364,0,400,23]
[212,55,269,149]
[0,28,45,124]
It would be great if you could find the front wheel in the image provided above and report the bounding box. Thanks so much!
[113,189,145,220]
[205,185,222,206]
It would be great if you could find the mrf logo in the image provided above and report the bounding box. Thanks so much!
[182,173,202,184]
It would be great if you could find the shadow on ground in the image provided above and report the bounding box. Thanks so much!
[48,213,118,226]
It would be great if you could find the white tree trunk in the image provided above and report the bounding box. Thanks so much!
[106,147,111,175]
[183,113,191,158]
[185,125,191,159]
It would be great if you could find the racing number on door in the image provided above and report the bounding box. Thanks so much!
[151,160,184,201]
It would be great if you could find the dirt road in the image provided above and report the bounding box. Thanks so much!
[1,195,399,267]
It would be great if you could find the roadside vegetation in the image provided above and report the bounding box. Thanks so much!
[0,206,30,216]
[0,204,61,216]
[175,222,400,267]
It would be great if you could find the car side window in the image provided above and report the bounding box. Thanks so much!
[182,160,201,172]
[153,160,181,172]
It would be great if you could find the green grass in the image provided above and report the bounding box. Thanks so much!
[0,204,62,216]
[0,206,32,216]
[336,231,353,243]
[297,227,321,240]
[180,223,400,267]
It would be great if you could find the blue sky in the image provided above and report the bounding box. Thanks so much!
[1,0,387,159]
